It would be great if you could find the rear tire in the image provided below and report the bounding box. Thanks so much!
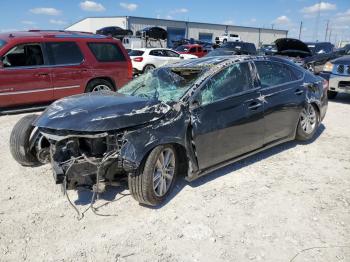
[85,79,114,93]
[327,90,338,99]
[296,104,319,141]
[128,145,178,206]
[143,64,155,73]
[10,114,41,166]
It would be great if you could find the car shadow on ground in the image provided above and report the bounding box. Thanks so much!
[149,123,326,209]
[73,124,325,209]
[329,93,350,105]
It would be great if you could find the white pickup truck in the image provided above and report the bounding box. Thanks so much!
[215,33,241,44]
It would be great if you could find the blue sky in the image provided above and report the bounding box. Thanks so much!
[0,0,349,43]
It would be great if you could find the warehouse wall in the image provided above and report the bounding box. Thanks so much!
[66,16,288,47]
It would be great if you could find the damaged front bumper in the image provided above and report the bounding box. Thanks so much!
[40,129,136,190]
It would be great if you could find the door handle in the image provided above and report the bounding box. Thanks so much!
[295,89,304,95]
[248,102,262,110]
[35,73,49,77]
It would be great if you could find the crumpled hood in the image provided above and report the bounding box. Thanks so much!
[275,38,312,57]
[34,92,171,132]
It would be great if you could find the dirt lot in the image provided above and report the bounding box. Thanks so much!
[0,96,349,262]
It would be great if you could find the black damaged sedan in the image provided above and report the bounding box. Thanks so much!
[10,56,328,206]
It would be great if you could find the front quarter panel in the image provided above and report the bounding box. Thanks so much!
[119,105,192,171]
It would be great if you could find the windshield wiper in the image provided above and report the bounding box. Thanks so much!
[130,84,146,96]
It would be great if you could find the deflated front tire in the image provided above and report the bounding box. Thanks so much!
[10,114,41,166]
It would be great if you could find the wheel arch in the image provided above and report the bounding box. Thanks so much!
[85,77,117,91]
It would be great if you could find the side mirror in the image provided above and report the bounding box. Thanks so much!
[180,55,184,59]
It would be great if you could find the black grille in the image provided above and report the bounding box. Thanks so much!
[337,64,344,74]
[339,81,350,89]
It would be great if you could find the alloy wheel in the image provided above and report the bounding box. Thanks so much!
[92,84,112,92]
[300,104,317,134]
[152,148,175,197]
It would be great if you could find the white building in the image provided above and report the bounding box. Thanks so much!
[66,16,288,48]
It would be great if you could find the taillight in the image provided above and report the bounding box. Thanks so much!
[133,57,143,62]
[127,60,133,79]
[323,79,329,90]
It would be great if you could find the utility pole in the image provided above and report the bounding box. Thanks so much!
[328,29,332,42]
[325,20,329,41]
[298,21,303,40]
[313,0,321,41]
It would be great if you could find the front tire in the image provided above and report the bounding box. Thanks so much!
[327,90,338,99]
[128,145,178,206]
[296,104,319,141]
[10,114,41,166]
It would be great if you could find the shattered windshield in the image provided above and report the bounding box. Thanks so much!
[0,40,7,49]
[119,67,204,102]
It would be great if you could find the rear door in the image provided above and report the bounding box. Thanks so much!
[254,60,305,144]
[0,42,53,107]
[190,62,264,169]
[45,41,90,99]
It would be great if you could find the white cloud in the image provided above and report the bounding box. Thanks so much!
[165,15,173,20]
[21,20,36,25]
[171,8,189,14]
[335,9,350,23]
[29,7,61,16]
[223,20,234,25]
[80,1,105,12]
[301,2,336,14]
[273,15,291,25]
[49,19,67,25]
[120,2,138,11]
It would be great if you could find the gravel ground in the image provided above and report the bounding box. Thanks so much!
[0,95,349,262]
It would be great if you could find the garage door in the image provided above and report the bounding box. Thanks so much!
[167,28,186,47]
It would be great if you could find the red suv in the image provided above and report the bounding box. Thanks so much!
[0,30,132,109]
[175,44,207,58]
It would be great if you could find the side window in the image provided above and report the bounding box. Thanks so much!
[164,50,179,57]
[88,42,126,62]
[150,50,164,56]
[287,65,304,80]
[46,42,83,65]
[2,43,44,67]
[198,62,253,106]
[255,61,295,88]
[189,47,196,53]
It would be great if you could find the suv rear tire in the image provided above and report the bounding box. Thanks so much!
[10,114,41,166]
[85,79,115,92]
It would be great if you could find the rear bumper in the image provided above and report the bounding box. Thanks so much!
[320,72,350,94]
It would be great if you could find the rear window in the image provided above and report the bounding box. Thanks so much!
[46,42,83,65]
[0,40,6,49]
[128,50,144,56]
[88,42,126,62]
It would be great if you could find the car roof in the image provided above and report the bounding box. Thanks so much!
[132,48,173,51]
[0,30,110,42]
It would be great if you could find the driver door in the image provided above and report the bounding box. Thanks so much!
[190,62,264,170]
[0,42,53,108]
